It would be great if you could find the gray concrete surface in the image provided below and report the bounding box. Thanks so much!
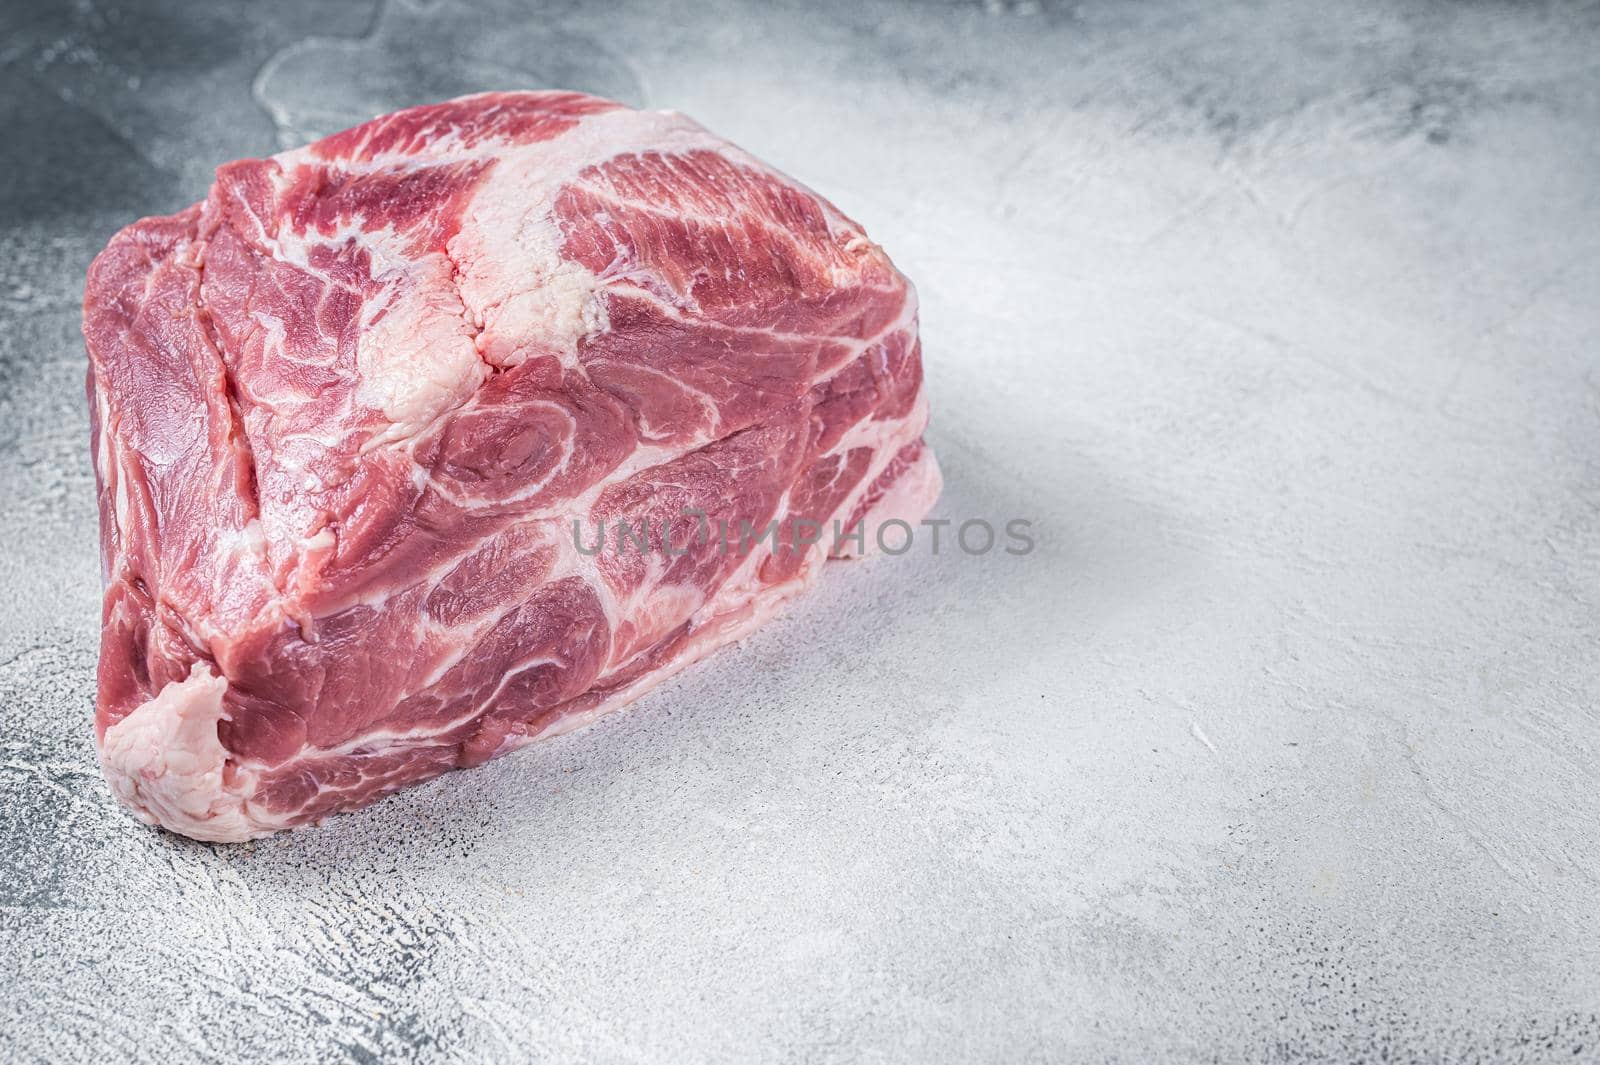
[2,0,1599,1061]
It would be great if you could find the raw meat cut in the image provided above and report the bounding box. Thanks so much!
[83,91,939,842]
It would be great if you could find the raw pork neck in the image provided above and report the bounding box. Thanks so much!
[83,92,939,841]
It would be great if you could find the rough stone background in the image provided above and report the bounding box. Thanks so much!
[2,0,1598,1061]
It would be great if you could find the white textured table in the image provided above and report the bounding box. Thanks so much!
[2,0,1597,1060]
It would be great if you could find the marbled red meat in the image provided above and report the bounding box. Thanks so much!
[83,91,939,841]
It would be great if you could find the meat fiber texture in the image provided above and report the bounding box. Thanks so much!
[82,92,939,842]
